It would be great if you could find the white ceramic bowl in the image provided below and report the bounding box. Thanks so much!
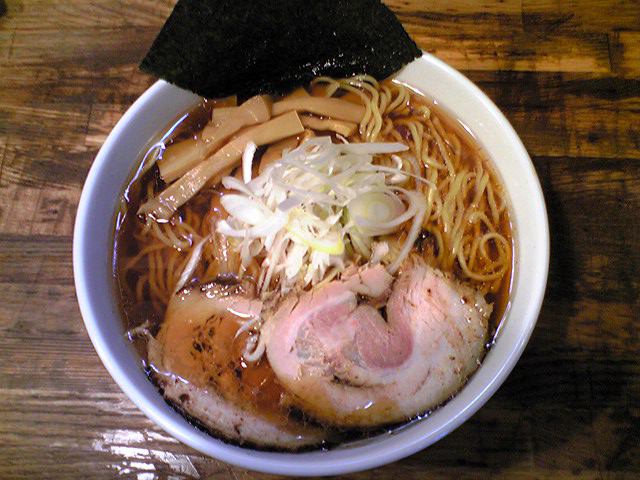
[74,53,549,476]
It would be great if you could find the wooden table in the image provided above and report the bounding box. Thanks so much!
[1,1,638,478]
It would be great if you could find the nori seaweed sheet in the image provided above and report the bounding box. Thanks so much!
[140,0,421,99]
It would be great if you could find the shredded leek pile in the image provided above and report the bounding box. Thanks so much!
[216,137,428,299]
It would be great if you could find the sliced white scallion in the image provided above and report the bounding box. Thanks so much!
[222,176,253,196]
[217,137,432,297]
[173,235,210,294]
[242,141,257,184]
[284,242,308,279]
[242,334,266,363]
[339,142,408,155]
[348,190,408,236]
[388,190,428,274]
[220,194,272,226]
[389,154,408,184]
[234,316,261,339]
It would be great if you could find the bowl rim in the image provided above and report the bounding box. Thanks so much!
[74,52,549,476]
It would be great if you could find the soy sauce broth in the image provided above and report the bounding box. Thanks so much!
[113,81,514,448]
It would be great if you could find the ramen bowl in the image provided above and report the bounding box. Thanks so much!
[74,53,549,476]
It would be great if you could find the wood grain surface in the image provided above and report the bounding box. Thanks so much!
[1,1,639,478]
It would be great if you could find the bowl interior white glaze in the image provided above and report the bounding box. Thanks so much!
[74,53,549,476]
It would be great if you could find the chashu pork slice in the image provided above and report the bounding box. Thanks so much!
[148,281,326,450]
[264,259,492,428]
